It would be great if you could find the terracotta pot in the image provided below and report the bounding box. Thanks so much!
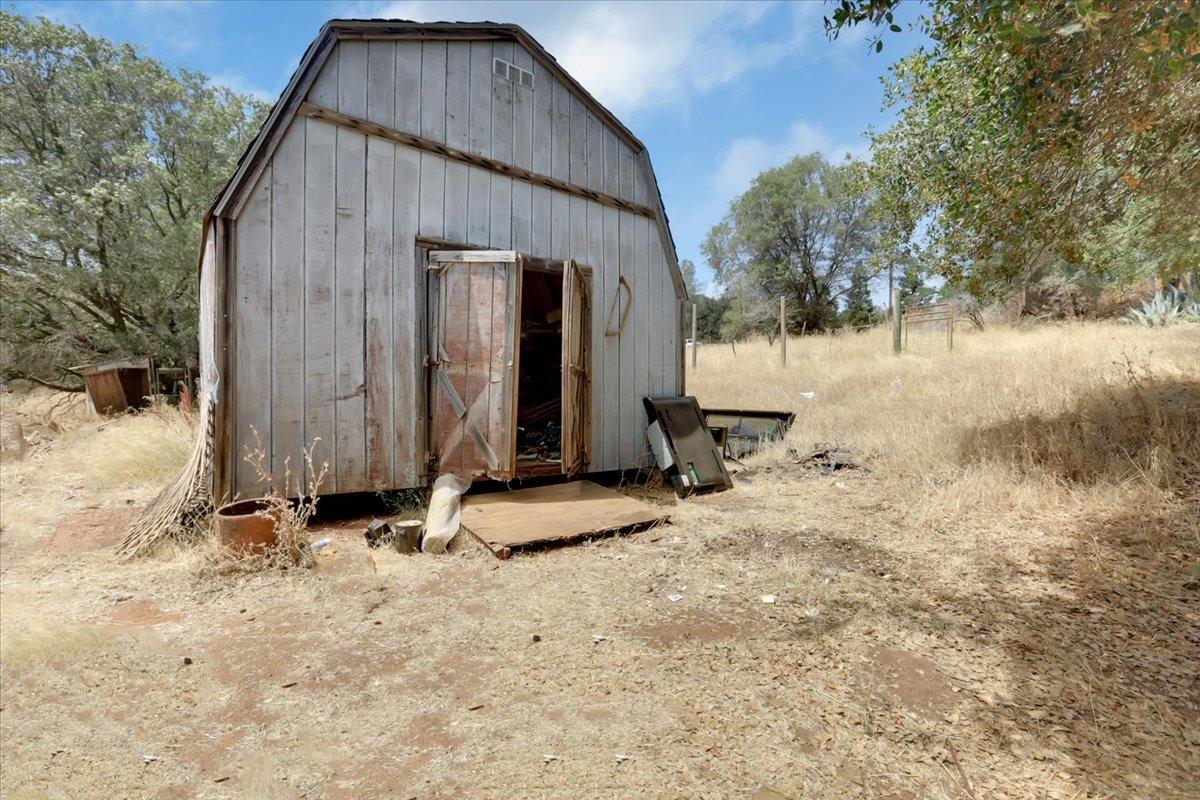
[215,498,288,554]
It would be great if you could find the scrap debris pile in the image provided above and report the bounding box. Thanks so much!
[517,400,561,462]
[789,443,864,474]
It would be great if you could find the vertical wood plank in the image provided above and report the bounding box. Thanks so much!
[491,41,514,165]
[338,40,367,116]
[303,117,337,492]
[585,196,605,469]
[511,180,532,254]
[491,41,514,251]
[234,168,272,496]
[511,44,533,172]
[270,121,306,493]
[365,40,395,128]
[551,77,570,182]
[468,41,491,158]
[365,136,395,489]
[586,112,604,208]
[633,213,650,464]
[602,129,618,198]
[394,41,421,133]
[510,46,533,254]
[531,60,552,177]
[569,95,586,186]
[570,195,586,263]
[551,191,569,261]
[637,217,655,432]
[335,49,368,491]
[618,146,637,466]
[418,41,446,239]
[490,175,512,249]
[601,205,621,470]
[420,40,446,141]
[444,42,470,243]
[308,44,338,107]
[483,262,507,466]
[393,145,421,485]
[652,238,667,396]
[467,165,491,247]
[531,185,551,257]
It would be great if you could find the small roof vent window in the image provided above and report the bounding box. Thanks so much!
[493,57,533,90]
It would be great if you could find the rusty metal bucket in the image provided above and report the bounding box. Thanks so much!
[215,499,287,554]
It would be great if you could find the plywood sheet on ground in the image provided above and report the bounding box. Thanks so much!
[461,480,668,554]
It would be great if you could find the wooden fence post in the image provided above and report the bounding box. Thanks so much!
[691,303,698,370]
[779,296,787,367]
[892,289,902,354]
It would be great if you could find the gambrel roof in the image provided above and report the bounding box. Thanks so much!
[208,19,685,297]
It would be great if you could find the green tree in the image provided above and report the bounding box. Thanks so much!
[693,293,730,342]
[829,1,1200,292]
[679,258,699,298]
[702,154,883,335]
[842,266,877,328]
[897,263,935,307]
[0,11,267,389]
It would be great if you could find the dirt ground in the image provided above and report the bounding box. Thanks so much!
[2,325,1198,799]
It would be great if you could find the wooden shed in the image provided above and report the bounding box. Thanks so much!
[196,19,687,500]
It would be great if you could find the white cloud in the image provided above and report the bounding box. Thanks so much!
[713,120,868,200]
[345,1,808,116]
[26,0,212,56]
[210,70,276,103]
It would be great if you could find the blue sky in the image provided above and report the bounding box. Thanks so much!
[16,0,926,294]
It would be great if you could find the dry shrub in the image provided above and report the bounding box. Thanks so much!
[42,407,193,488]
[0,403,196,543]
[195,436,327,575]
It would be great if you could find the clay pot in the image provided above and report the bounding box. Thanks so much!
[215,498,288,554]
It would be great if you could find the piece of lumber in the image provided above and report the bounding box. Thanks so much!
[296,101,657,220]
[460,480,667,553]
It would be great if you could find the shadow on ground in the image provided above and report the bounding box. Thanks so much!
[935,378,1200,796]
[960,377,1200,488]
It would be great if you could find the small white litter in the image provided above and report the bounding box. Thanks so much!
[310,537,332,552]
[799,391,815,400]
[667,594,684,603]
[615,754,631,764]
[804,607,821,618]
[760,594,776,604]
[592,634,608,643]
[543,754,559,763]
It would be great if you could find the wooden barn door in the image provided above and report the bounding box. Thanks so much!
[427,251,521,479]
[561,261,592,477]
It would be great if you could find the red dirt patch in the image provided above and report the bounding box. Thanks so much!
[406,653,492,700]
[108,600,186,628]
[40,508,132,555]
[862,646,959,717]
[412,566,489,599]
[632,608,759,648]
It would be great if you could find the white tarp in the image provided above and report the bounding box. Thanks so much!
[422,474,472,553]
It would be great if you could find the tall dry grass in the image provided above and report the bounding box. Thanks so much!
[688,321,1200,544]
[0,403,193,543]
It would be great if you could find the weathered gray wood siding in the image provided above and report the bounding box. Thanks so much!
[230,37,679,496]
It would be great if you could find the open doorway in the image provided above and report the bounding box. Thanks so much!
[516,268,564,473]
[426,250,589,482]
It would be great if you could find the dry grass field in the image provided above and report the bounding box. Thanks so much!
[1,321,1197,799]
